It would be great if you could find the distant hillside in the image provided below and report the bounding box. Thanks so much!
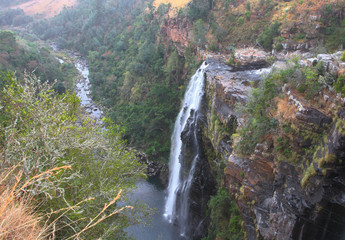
[0,30,77,92]
[153,0,191,8]
[0,0,30,8]
[11,0,77,18]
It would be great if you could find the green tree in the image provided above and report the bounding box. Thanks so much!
[166,50,184,85]
[193,19,207,47]
[187,0,213,21]
[257,22,280,51]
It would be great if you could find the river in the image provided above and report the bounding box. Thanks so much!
[51,44,182,240]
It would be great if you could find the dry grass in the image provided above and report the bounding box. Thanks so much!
[12,0,77,18]
[0,166,47,240]
[0,165,73,240]
[0,164,130,239]
[153,0,191,9]
[275,96,297,123]
[0,190,45,240]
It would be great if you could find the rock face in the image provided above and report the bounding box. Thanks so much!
[179,111,217,239]
[160,16,191,54]
[201,60,271,162]
[136,151,168,183]
[200,56,345,240]
[233,48,269,69]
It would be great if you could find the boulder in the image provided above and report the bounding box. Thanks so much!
[233,48,269,68]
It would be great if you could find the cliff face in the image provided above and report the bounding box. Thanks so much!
[200,53,345,240]
[160,16,192,54]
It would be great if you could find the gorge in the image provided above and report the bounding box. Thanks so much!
[1,0,345,239]
[51,41,345,240]
[162,51,345,239]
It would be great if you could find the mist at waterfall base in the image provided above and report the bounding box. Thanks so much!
[125,176,184,240]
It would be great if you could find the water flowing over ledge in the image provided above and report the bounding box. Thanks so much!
[164,61,208,238]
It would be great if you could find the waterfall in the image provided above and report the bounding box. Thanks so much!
[164,61,208,237]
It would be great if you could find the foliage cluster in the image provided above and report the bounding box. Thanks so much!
[334,74,345,96]
[203,188,244,240]
[257,21,280,51]
[185,0,213,21]
[0,8,33,26]
[0,30,76,92]
[31,0,199,162]
[0,72,146,239]
[235,74,279,155]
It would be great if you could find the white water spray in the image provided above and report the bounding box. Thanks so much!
[164,62,208,224]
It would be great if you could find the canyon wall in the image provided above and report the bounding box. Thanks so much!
[199,54,345,239]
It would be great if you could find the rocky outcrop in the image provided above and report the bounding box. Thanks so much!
[233,48,269,69]
[281,40,314,52]
[201,60,271,163]
[299,51,345,76]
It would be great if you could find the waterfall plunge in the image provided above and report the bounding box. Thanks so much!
[164,62,208,237]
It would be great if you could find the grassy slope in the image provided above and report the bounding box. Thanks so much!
[11,0,77,18]
[153,0,191,8]
[192,0,344,52]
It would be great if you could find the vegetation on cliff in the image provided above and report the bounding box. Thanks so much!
[204,188,244,240]
[235,55,345,188]
[2,0,343,163]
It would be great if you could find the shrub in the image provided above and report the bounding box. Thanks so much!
[225,53,235,66]
[208,41,219,52]
[257,21,281,51]
[275,43,283,52]
[0,73,146,238]
[297,83,307,93]
[215,26,227,42]
[303,67,320,99]
[193,19,207,47]
[235,75,279,155]
[334,74,345,95]
[237,16,244,25]
[204,188,244,240]
[340,51,345,62]
[245,11,250,21]
[186,0,212,21]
